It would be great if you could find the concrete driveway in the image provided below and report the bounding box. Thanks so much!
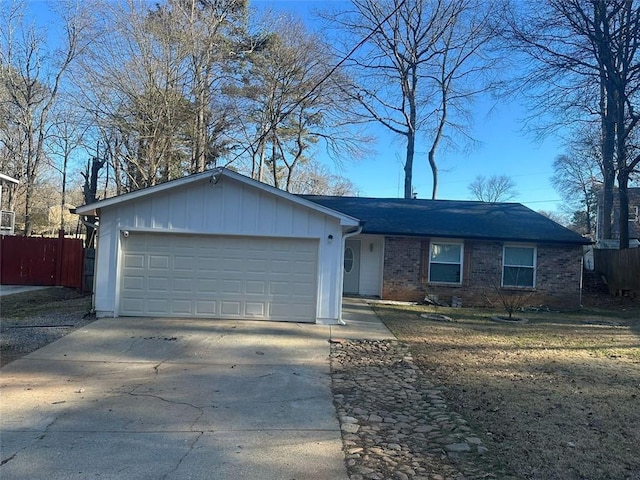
[0,299,392,479]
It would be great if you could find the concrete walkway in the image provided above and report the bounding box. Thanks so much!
[0,298,393,480]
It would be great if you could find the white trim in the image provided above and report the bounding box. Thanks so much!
[75,168,360,227]
[501,244,537,288]
[428,239,464,285]
[113,226,331,240]
[0,173,19,184]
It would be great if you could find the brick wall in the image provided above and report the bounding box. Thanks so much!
[382,237,583,309]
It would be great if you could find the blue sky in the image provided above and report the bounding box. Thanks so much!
[25,0,567,213]
[253,0,566,212]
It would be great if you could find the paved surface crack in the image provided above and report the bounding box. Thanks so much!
[127,392,204,412]
[160,431,204,480]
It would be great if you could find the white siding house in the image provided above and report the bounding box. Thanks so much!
[76,169,360,324]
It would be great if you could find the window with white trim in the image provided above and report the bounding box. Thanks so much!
[502,245,536,288]
[629,205,639,223]
[429,241,463,284]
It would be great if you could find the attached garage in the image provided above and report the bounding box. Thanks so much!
[119,232,318,322]
[76,169,360,324]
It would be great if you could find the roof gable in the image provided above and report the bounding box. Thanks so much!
[75,169,359,227]
[302,196,590,245]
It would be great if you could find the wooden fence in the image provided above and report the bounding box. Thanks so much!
[0,230,84,289]
[593,248,640,295]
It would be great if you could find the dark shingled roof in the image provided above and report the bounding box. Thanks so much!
[301,196,591,245]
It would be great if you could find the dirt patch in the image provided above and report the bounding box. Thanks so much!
[1,287,94,367]
[373,299,640,480]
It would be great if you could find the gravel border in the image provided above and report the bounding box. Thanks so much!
[0,297,95,367]
[331,339,496,480]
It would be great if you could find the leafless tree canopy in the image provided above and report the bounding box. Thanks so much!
[468,174,517,202]
[326,0,499,199]
[0,0,367,234]
[501,0,640,248]
[551,127,603,235]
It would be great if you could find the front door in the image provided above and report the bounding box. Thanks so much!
[343,239,361,294]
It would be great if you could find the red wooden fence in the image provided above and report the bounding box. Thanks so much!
[0,231,84,289]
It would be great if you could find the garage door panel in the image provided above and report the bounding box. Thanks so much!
[221,301,241,316]
[148,254,170,270]
[123,276,145,291]
[171,300,193,315]
[147,298,170,314]
[148,276,169,292]
[195,300,217,315]
[246,259,268,273]
[174,255,195,270]
[246,280,266,294]
[269,281,290,295]
[124,254,145,269]
[121,298,144,315]
[270,302,308,317]
[198,258,219,271]
[222,280,242,294]
[173,277,194,293]
[120,233,317,321]
[292,282,314,296]
[197,279,218,292]
[222,258,244,273]
[245,302,265,316]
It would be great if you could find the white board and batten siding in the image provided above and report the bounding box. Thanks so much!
[92,173,352,323]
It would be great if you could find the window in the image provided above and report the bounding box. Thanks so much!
[629,206,639,223]
[502,245,536,288]
[344,247,354,273]
[429,242,463,284]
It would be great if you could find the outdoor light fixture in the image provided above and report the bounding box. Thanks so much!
[122,230,130,238]
[328,234,334,242]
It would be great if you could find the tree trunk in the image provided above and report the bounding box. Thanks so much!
[617,169,630,249]
[429,97,447,200]
[404,132,415,199]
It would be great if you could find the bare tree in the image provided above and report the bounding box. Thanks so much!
[76,0,247,192]
[287,160,359,196]
[150,0,247,173]
[468,174,517,202]
[76,0,193,191]
[328,0,498,199]
[502,0,640,248]
[0,0,90,234]
[228,13,368,191]
[46,102,89,231]
[551,131,602,236]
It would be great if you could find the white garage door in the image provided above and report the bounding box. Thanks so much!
[119,233,318,322]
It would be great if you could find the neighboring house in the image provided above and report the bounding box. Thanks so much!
[596,188,640,248]
[76,169,590,323]
[303,196,591,309]
[0,173,19,236]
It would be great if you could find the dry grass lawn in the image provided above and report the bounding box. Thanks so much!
[374,301,640,480]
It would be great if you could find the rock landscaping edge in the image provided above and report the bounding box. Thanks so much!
[330,339,495,480]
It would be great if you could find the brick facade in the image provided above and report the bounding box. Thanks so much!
[382,236,583,309]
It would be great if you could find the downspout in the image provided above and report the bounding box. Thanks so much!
[337,224,363,325]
